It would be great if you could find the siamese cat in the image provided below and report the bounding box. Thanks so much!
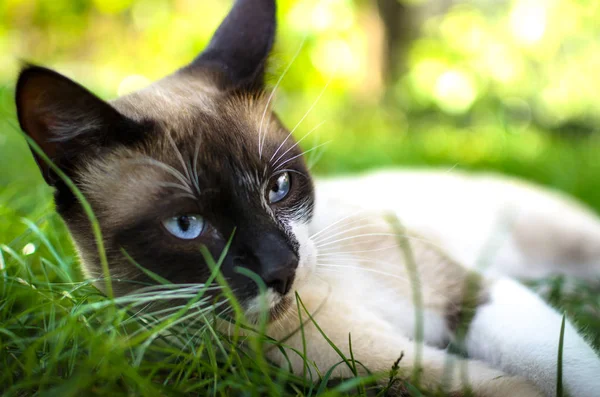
[15,0,600,395]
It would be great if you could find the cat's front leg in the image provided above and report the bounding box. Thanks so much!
[465,278,600,397]
[268,303,542,397]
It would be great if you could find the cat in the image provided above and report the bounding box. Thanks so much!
[14,0,600,395]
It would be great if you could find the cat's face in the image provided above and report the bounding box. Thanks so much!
[15,0,318,317]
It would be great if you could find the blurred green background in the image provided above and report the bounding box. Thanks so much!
[2,0,600,241]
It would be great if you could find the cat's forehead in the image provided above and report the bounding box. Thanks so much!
[112,74,221,121]
[108,74,294,177]
[111,73,273,142]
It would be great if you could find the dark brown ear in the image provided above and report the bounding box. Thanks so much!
[15,65,145,185]
[184,0,276,90]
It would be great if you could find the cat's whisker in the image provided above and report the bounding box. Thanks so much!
[178,306,233,352]
[123,304,209,330]
[126,283,220,297]
[132,283,212,292]
[123,290,218,303]
[129,302,226,339]
[309,209,371,240]
[82,285,225,315]
[306,142,328,170]
[132,297,228,325]
[445,163,459,173]
[317,263,411,282]
[319,255,418,270]
[123,303,193,327]
[271,120,327,168]
[120,298,213,317]
[316,264,460,309]
[314,232,402,249]
[273,140,332,171]
[269,75,334,166]
[124,302,154,324]
[259,37,307,159]
[312,222,393,245]
[315,232,443,250]
[315,244,401,256]
[312,224,381,246]
[313,221,442,249]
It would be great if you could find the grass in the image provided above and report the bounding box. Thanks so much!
[1,85,600,396]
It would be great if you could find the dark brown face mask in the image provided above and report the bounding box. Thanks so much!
[15,0,315,307]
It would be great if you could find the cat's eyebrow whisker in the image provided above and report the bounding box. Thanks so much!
[272,168,310,179]
[191,140,202,194]
[127,157,194,195]
[271,120,327,168]
[269,74,334,165]
[169,192,199,201]
[155,182,197,200]
[273,140,332,171]
[166,130,194,188]
[259,36,307,159]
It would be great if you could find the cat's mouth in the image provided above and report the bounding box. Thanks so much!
[269,295,293,322]
[244,290,294,323]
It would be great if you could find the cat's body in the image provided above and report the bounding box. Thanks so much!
[316,169,600,279]
[264,170,600,396]
[14,0,600,395]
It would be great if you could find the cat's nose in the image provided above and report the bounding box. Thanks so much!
[261,252,298,296]
[254,233,299,296]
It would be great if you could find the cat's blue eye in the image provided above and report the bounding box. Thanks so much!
[162,215,204,239]
[269,172,291,204]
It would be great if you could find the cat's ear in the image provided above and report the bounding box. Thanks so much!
[15,65,144,185]
[185,0,276,90]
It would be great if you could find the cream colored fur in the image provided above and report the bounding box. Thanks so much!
[251,169,600,396]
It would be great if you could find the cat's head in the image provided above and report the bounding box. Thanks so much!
[15,0,317,318]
